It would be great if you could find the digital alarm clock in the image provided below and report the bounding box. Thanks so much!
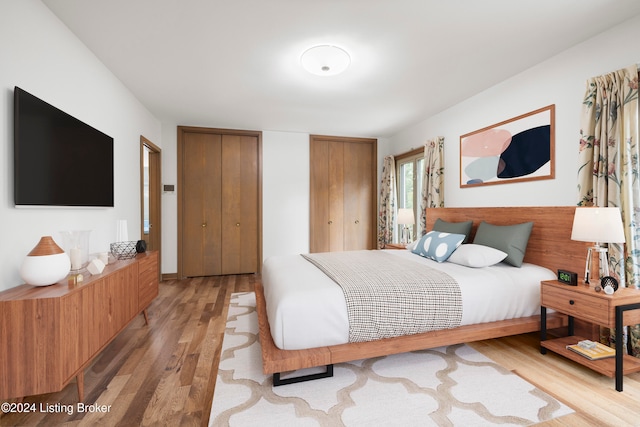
[557,269,578,286]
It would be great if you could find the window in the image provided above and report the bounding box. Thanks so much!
[395,148,424,242]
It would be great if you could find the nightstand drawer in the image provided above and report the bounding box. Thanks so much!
[541,283,610,326]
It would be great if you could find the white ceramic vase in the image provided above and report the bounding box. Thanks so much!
[20,236,71,286]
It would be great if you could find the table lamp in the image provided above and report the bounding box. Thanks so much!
[397,208,415,245]
[570,207,625,284]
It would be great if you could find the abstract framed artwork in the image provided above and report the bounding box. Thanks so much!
[460,104,555,187]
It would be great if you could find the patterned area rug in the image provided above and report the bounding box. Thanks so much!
[209,292,573,426]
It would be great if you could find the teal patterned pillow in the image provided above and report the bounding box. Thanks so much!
[412,231,465,262]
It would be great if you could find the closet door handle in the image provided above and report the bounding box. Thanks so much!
[355,220,360,224]
[236,223,240,227]
[328,220,333,225]
[202,222,207,228]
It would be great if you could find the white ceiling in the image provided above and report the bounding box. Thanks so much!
[42,0,640,138]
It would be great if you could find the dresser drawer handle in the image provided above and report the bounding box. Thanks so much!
[569,300,575,305]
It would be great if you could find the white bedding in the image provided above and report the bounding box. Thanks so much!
[262,249,555,350]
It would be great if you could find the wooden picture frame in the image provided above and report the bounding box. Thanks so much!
[460,105,555,187]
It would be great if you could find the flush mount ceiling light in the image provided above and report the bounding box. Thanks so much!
[301,45,351,76]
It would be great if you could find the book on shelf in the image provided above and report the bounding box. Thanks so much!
[566,341,615,360]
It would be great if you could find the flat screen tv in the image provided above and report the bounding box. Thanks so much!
[14,87,114,207]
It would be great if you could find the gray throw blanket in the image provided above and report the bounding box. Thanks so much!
[302,250,462,343]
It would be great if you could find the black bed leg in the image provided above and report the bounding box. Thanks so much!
[272,364,334,386]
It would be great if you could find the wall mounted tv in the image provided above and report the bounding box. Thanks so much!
[14,86,114,207]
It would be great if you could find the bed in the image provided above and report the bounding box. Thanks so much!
[256,206,588,384]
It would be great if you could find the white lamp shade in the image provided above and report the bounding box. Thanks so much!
[571,207,625,243]
[397,208,415,225]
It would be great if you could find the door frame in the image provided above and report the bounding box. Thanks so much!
[177,126,263,279]
[140,136,162,268]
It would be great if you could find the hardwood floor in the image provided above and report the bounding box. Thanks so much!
[0,275,253,427]
[469,335,640,426]
[1,274,639,426]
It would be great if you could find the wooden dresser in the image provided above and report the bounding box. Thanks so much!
[0,251,159,401]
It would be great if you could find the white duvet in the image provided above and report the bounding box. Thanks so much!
[262,249,555,350]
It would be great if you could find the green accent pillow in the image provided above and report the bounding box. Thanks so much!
[472,221,534,267]
[432,218,474,243]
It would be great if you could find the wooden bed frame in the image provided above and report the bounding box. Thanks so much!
[256,206,589,381]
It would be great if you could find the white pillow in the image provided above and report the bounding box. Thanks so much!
[447,244,508,268]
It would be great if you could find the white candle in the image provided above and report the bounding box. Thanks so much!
[70,248,82,270]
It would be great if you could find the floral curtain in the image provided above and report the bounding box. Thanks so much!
[577,64,640,356]
[378,155,396,248]
[419,136,445,236]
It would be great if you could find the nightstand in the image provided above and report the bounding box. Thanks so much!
[540,280,640,391]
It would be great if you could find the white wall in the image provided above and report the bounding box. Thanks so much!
[0,1,161,292]
[159,121,179,275]
[262,131,311,259]
[161,13,640,273]
[14,2,637,284]
[160,14,640,275]
[382,14,640,208]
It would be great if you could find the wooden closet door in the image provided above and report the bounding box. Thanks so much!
[178,126,262,278]
[309,135,376,253]
[310,139,345,252]
[310,139,330,253]
[220,134,260,274]
[328,140,345,251]
[181,132,223,277]
[343,140,374,250]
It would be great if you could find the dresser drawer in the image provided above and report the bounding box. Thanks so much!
[541,283,611,326]
[138,261,156,280]
[138,273,158,308]
[138,254,156,274]
[136,252,158,310]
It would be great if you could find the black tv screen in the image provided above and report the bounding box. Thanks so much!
[14,87,114,207]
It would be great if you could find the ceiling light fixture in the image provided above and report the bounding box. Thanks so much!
[301,45,351,76]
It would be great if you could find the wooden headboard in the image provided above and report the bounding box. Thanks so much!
[425,206,589,280]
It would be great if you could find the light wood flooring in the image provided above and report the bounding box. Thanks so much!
[1,275,639,426]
